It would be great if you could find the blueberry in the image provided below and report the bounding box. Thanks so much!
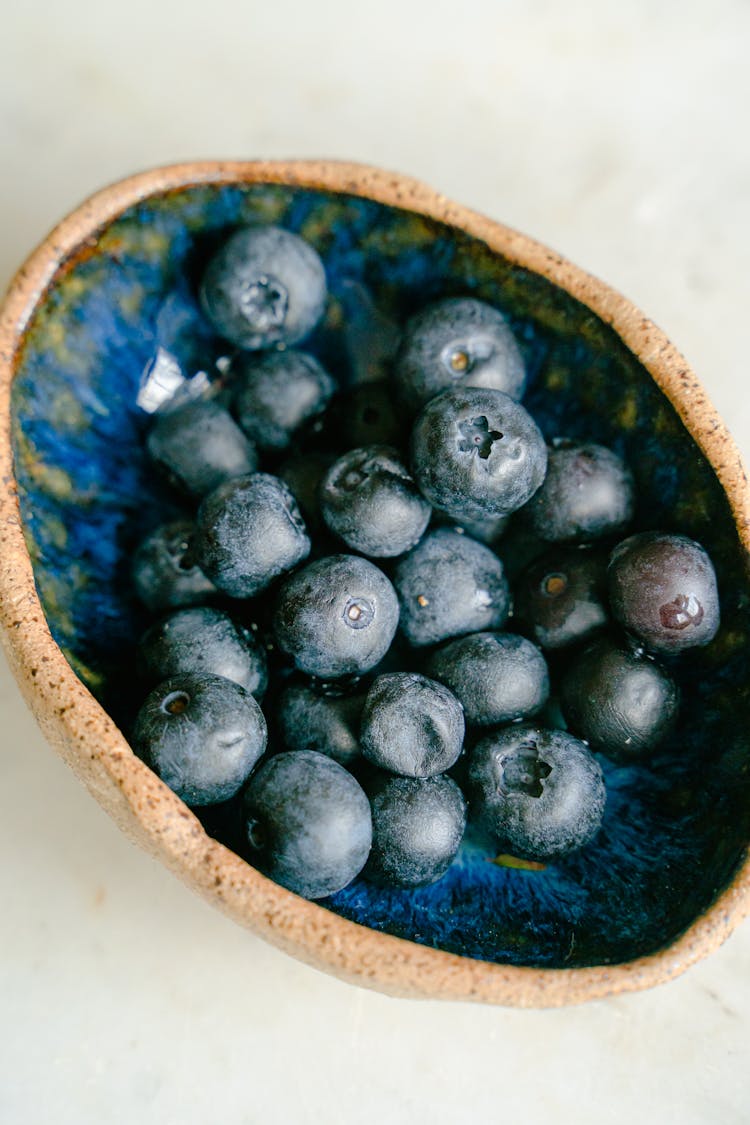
[395,297,526,413]
[201,226,327,350]
[525,440,634,544]
[133,673,267,806]
[319,445,431,558]
[608,531,720,653]
[468,725,606,860]
[410,387,547,521]
[132,520,216,611]
[327,379,406,450]
[242,750,372,899]
[514,547,608,649]
[560,637,680,761]
[233,349,336,451]
[146,398,257,498]
[278,683,366,767]
[138,607,268,698]
[274,554,400,678]
[427,631,549,727]
[365,774,466,888]
[360,673,465,777]
[393,528,510,647]
[193,473,310,598]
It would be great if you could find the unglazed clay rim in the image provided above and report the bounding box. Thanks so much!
[1,161,749,1008]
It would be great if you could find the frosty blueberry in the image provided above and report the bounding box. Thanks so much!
[138,606,268,698]
[201,225,327,350]
[319,445,431,559]
[234,349,336,451]
[410,387,547,521]
[393,528,510,647]
[395,297,526,413]
[365,774,467,888]
[468,726,606,860]
[242,750,372,899]
[146,398,257,498]
[360,672,465,777]
[193,473,310,598]
[273,554,399,678]
[427,631,550,727]
[133,673,267,806]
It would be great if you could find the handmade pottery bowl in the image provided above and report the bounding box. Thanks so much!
[1,161,749,1007]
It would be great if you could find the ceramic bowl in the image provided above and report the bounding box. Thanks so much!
[2,160,749,1007]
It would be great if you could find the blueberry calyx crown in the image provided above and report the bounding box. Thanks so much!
[239,274,288,332]
[343,597,375,629]
[166,528,198,570]
[659,593,704,631]
[458,415,503,460]
[499,739,552,798]
[443,344,471,374]
[541,572,568,598]
[340,467,369,490]
[162,690,190,715]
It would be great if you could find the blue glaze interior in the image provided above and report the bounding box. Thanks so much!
[11,182,750,969]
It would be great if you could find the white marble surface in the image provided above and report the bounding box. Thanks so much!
[2,2,749,1121]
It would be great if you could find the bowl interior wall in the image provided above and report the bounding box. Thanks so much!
[11,181,750,968]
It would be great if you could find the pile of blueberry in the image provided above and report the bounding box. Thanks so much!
[130,224,721,901]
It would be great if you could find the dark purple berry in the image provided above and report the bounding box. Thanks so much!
[524,440,634,544]
[608,531,720,653]
[277,449,336,535]
[327,379,406,449]
[560,637,680,761]
[514,548,609,649]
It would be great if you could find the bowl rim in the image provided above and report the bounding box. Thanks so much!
[1,158,749,1007]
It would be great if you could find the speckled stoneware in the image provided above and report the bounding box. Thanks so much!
[1,161,749,1007]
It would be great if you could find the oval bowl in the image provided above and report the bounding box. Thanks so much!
[1,160,750,1007]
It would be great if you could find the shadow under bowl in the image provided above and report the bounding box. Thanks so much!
[1,160,750,1006]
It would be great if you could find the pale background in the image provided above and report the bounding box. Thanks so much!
[1,2,749,1122]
